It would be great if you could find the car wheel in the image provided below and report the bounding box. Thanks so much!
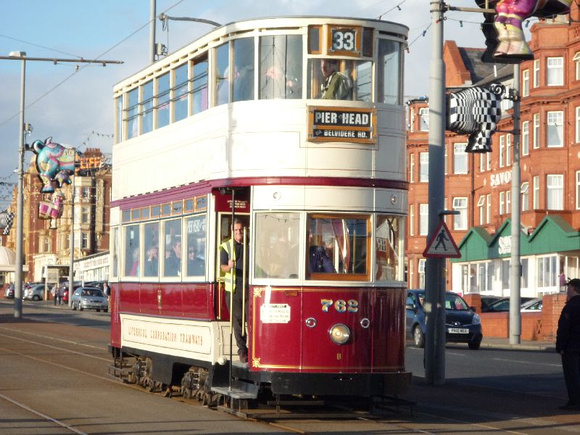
[79,306,84,311]
[413,325,425,348]
[104,309,109,313]
[32,295,40,301]
[72,302,76,310]
[468,340,481,350]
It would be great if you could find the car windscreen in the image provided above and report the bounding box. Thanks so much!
[445,294,469,311]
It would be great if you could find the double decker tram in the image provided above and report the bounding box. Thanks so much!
[109,16,410,407]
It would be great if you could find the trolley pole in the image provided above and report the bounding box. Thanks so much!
[425,0,447,385]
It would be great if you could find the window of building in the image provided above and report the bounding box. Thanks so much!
[419,152,428,182]
[452,197,467,230]
[547,174,564,210]
[522,69,529,96]
[477,262,494,292]
[453,143,467,174]
[521,182,529,212]
[409,153,415,182]
[444,144,448,175]
[501,259,510,290]
[43,237,50,253]
[478,195,485,225]
[533,113,540,149]
[522,120,529,155]
[576,107,580,143]
[499,135,505,167]
[547,57,564,86]
[577,171,580,210]
[409,204,415,236]
[486,152,491,171]
[486,194,491,223]
[419,203,428,236]
[81,232,89,250]
[479,153,485,172]
[505,134,511,166]
[419,108,429,131]
[533,59,540,88]
[547,111,563,147]
[81,206,90,224]
[533,175,540,209]
[418,259,426,289]
[537,255,557,288]
[499,191,505,215]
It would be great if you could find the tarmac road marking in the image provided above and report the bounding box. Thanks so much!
[493,357,561,368]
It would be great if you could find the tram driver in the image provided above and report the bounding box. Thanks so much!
[319,59,352,100]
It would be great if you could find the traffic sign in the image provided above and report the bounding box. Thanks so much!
[423,220,461,258]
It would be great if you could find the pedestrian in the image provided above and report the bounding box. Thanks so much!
[220,218,249,363]
[556,278,580,410]
[103,281,111,299]
[57,285,64,305]
[51,284,57,306]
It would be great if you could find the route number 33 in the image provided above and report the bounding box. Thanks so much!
[331,29,357,53]
[321,299,359,313]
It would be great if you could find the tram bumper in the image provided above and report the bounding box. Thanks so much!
[269,371,412,397]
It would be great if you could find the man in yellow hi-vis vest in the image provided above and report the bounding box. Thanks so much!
[220,218,248,363]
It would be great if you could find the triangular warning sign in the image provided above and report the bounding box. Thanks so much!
[423,220,461,258]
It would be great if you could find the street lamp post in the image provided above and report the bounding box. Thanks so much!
[11,50,26,319]
[68,166,76,306]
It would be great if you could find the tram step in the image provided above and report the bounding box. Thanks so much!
[211,386,258,400]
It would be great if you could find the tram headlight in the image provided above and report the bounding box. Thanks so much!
[329,323,351,345]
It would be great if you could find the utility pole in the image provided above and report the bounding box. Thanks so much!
[150,0,156,63]
[425,0,447,385]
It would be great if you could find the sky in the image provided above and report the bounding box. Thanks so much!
[0,0,506,209]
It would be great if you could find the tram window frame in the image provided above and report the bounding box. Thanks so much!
[260,34,303,100]
[156,72,171,129]
[254,212,300,280]
[307,214,370,281]
[377,38,403,105]
[144,221,160,278]
[115,96,123,143]
[173,63,189,122]
[112,227,119,278]
[141,79,154,135]
[327,26,362,57]
[163,218,183,278]
[232,37,255,102]
[215,42,230,106]
[308,26,322,54]
[126,87,139,140]
[185,214,207,278]
[192,55,209,114]
[310,58,366,101]
[375,214,404,282]
[124,224,141,278]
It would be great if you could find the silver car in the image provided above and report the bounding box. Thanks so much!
[23,284,45,301]
[70,287,108,312]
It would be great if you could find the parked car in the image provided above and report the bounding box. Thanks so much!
[23,283,45,301]
[481,296,502,312]
[406,289,483,350]
[70,287,108,312]
[4,284,14,299]
[521,298,543,312]
[482,297,535,312]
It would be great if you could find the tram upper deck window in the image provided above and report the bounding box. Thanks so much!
[308,58,372,101]
[307,215,369,280]
[126,88,138,140]
[216,43,230,106]
[193,57,208,113]
[174,63,188,122]
[377,39,402,105]
[157,72,170,128]
[259,35,303,99]
[141,80,153,135]
[233,38,254,102]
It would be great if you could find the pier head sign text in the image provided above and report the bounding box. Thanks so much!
[308,106,376,144]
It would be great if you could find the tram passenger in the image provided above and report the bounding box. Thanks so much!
[145,245,159,277]
[165,239,182,276]
[263,65,301,99]
[319,59,351,100]
[187,246,205,276]
[220,218,249,363]
[308,230,335,274]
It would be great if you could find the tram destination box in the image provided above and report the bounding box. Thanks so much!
[308,106,376,144]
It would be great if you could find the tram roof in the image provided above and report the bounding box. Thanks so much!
[114,15,408,92]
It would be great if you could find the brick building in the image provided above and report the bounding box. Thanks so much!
[2,148,111,284]
[407,9,580,298]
